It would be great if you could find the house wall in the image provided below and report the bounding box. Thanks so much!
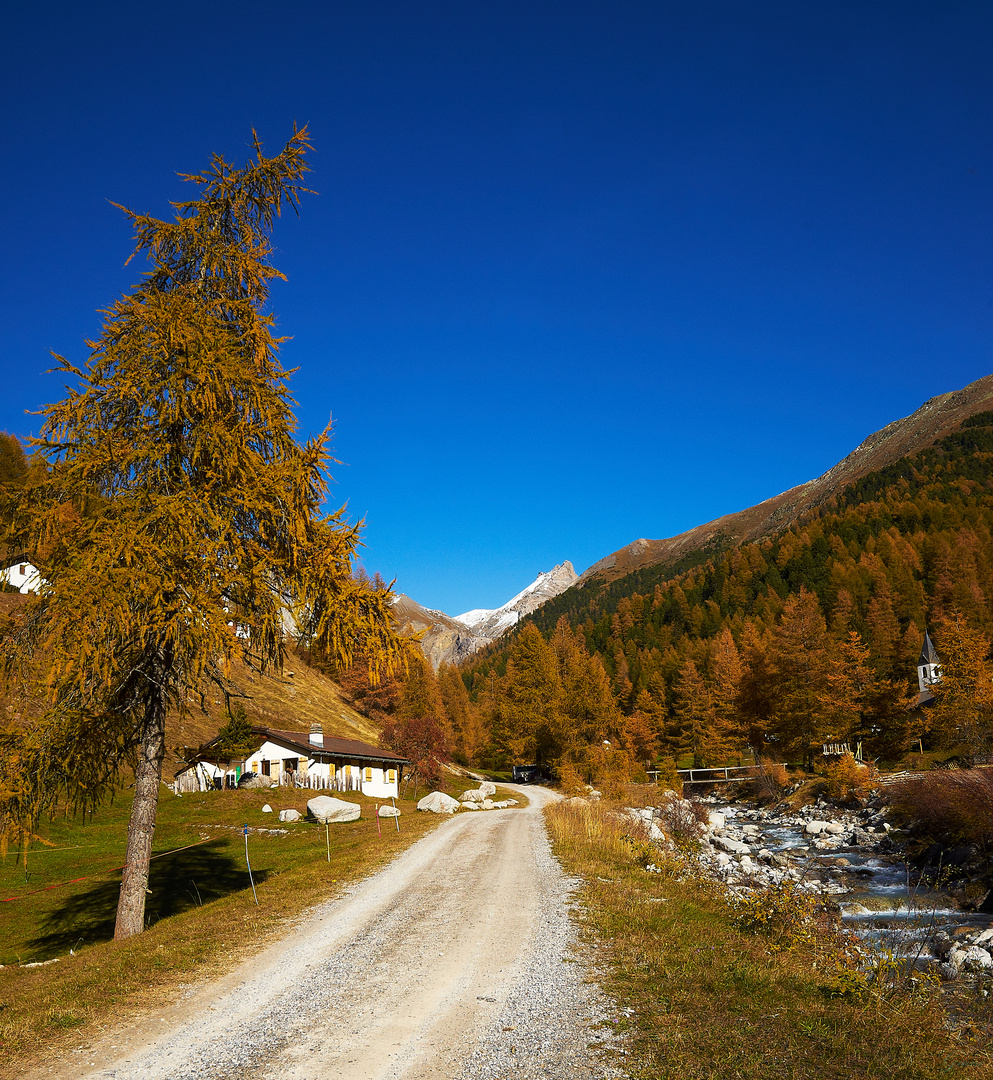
[0,562,41,594]
[244,738,401,797]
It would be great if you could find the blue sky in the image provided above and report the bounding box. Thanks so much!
[2,1,991,614]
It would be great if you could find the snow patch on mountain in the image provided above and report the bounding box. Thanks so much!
[454,562,578,640]
[397,562,579,668]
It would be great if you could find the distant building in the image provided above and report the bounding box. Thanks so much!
[916,630,942,701]
[0,561,41,594]
[174,723,409,797]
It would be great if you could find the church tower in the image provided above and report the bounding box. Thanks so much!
[917,631,942,693]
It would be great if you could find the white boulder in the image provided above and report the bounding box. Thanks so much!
[239,773,272,789]
[307,796,362,824]
[478,781,497,797]
[261,804,273,813]
[804,820,830,836]
[278,808,301,823]
[417,791,461,814]
[713,835,751,856]
[707,810,726,830]
[460,789,486,803]
[378,805,401,818]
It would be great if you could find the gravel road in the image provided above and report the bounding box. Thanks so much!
[35,786,627,1080]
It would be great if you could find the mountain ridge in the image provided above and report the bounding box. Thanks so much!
[575,375,993,589]
[393,562,578,668]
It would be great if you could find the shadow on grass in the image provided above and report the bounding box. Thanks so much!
[28,841,266,955]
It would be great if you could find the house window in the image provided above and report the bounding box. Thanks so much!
[387,769,396,783]
[364,767,373,782]
[251,761,259,773]
[344,764,351,778]
[262,760,271,776]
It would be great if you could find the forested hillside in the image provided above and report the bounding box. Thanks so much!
[434,411,993,782]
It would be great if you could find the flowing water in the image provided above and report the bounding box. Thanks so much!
[712,801,993,966]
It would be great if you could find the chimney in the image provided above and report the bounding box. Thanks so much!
[309,722,324,748]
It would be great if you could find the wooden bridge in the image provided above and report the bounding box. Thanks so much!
[666,763,788,785]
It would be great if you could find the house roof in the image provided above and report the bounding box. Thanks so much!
[252,727,410,765]
[919,631,940,667]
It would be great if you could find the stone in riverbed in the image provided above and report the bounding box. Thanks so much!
[713,835,751,856]
[307,796,361,824]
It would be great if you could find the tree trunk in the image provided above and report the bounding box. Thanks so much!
[114,658,168,940]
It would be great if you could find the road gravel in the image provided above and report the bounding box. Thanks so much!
[31,785,627,1080]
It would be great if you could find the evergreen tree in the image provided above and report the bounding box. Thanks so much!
[768,589,832,766]
[0,130,401,938]
[928,613,993,757]
[502,623,562,766]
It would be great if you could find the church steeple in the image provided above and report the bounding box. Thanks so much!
[917,631,942,693]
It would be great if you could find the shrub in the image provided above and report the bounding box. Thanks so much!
[732,880,818,952]
[889,769,993,855]
[822,756,877,802]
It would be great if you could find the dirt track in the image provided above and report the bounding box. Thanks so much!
[32,786,624,1080]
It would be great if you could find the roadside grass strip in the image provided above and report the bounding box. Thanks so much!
[0,780,510,1074]
[545,798,993,1080]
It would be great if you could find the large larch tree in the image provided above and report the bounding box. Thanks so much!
[0,128,400,938]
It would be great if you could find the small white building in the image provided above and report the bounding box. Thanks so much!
[175,723,409,799]
[1,561,42,594]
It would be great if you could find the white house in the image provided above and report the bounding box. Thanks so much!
[1,561,42,594]
[175,723,409,799]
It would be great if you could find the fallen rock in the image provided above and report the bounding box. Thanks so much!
[955,946,993,973]
[307,796,361,824]
[239,773,272,789]
[378,805,401,818]
[478,781,497,797]
[460,789,487,803]
[713,835,751,856]
[417,791,461,814]
[261,804,273,814]
[278,808,302,823]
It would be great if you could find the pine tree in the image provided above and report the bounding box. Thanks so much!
[502,623,562,766]
[0,129,401,938]
[438,664,484,767]
[928,612,993,757]
[768,589,832,767]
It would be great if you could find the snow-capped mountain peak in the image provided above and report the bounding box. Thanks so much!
[455,561,577,638]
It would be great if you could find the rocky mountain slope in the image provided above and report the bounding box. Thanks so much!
[577,374,993,588]
[394,562,578,668]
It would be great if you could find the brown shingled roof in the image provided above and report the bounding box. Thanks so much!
[254,727,410,764]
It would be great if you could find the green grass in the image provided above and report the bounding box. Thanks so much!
[546,799,993,1080]
[0,776,501,1074]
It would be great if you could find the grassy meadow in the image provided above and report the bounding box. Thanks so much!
[545,797,993,1080]
[0,778,498,1073]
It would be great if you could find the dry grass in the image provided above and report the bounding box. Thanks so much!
[546,798,993,1080]
[0,776,500,1076]
[889,768,993,857]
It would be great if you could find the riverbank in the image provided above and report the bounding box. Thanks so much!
[546,796,993,1080]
